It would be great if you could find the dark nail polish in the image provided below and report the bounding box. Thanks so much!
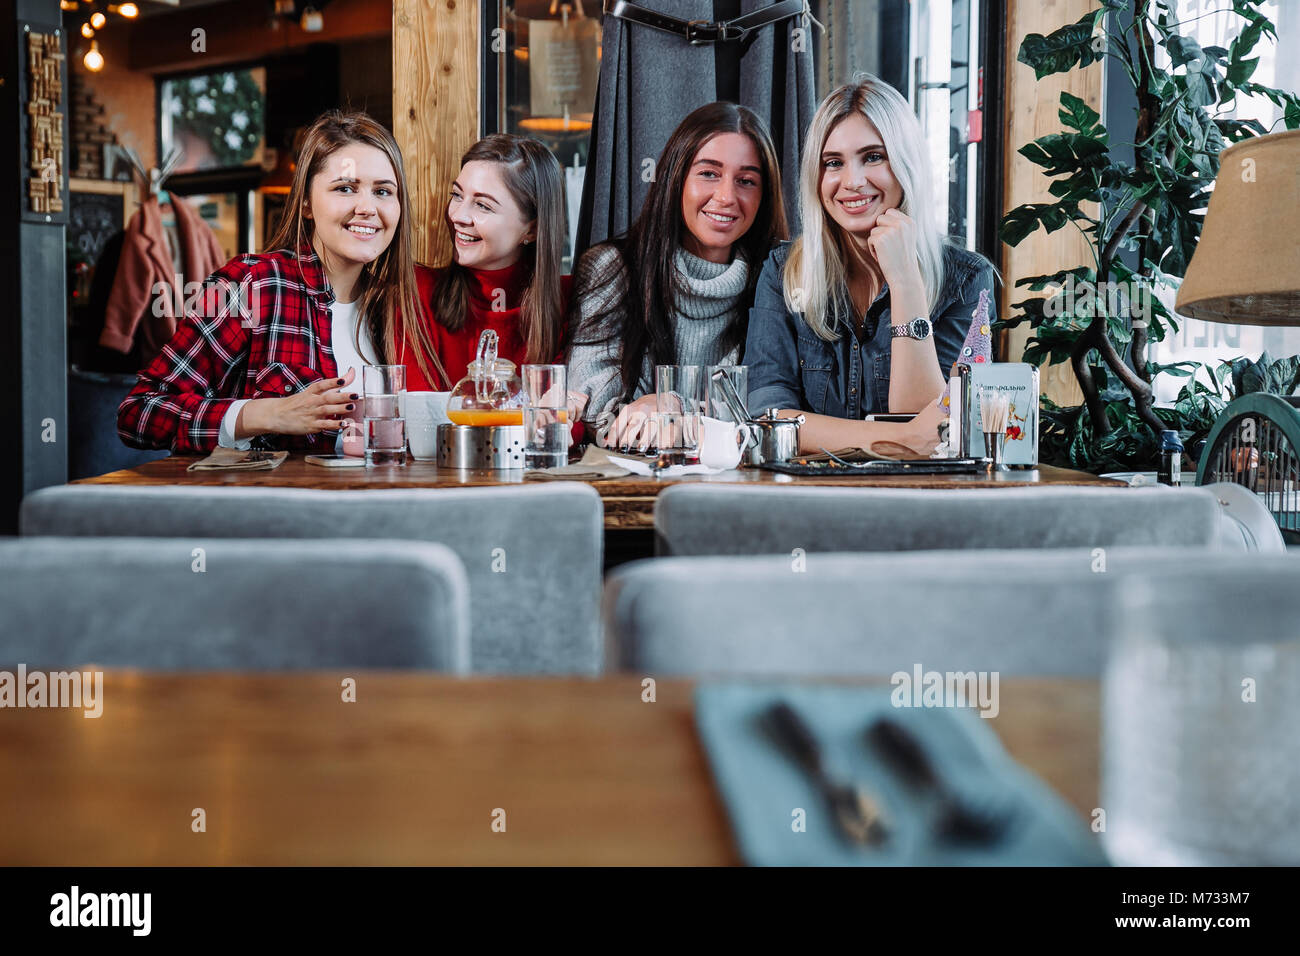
[337,378,345,386]
[350,393,359,400]
[346,404,355,411]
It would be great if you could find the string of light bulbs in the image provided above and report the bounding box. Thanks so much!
[62,0,139,72]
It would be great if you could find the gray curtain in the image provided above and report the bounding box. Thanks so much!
[575,0,816,256]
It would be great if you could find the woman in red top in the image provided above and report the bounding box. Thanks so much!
[403,135,583,422]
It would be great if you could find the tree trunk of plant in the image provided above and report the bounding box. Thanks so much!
[1131,323,1151,385]
[1072,318,1109,435]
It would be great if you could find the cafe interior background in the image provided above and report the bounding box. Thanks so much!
[1,0,1296,525]
[2,0,1300,871]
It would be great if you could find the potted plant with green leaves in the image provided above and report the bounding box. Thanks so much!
[999,0,1300,473]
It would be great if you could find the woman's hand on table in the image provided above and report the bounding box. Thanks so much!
[236,368,359,439]
[600,393,659,452]
[565,391,589,424]
[896,401,948,456]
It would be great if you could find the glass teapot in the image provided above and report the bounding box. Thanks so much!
[446,330,524,426]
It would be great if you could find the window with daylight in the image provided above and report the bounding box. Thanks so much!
[1148,0,1300,403]
[809,1,1001,255]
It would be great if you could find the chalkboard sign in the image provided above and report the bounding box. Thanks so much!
[68,188,126,269]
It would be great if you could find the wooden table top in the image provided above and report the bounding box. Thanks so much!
[0,674,1099,866]
[78,457,1124,530]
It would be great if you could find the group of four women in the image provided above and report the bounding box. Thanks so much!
[118,73,995,458]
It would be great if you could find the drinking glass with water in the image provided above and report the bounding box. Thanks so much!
[655,365,704,464]
[363,365,407,466]
[522,364,569,469]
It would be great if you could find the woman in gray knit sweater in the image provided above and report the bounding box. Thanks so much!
[566,102,789,449]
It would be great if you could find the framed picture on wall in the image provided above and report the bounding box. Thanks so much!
[159,67,268,175]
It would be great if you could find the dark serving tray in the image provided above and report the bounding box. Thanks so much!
[760,457,990,477]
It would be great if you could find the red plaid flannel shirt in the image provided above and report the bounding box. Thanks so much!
[118,247,346,454]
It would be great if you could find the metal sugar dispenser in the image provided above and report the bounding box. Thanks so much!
[709,367,804,465]
[437,330,528,469]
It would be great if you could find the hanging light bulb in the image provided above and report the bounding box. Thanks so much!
[80,21,94,38]
[84,39,105,72]
[90,11,106,28]
[60,1,79,10]
[116,2,139,16]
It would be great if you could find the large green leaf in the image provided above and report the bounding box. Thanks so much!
[1058,92,1104,135]
[999,203,1076,246]
[1018,133,1109,175]
[1018,11,1105,80]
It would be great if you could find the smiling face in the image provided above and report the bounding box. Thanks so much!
[447,160,536,272]
[305,142,400,273]
[819,112,904,249]
[678,132,763,264]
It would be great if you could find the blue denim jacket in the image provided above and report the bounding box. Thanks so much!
[745,241,996,417]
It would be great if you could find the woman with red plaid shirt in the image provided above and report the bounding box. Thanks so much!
[118,111,446,454]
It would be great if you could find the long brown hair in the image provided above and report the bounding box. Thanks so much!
[568,102,788,402]
[432,134,566,366]
[264,109,446,390]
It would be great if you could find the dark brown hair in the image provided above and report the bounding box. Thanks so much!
[263,109,446,390]
[432,134,567,367]
[569,102,788,402]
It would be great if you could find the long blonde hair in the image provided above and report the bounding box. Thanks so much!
[784,73,945,341]
[264,110,446,389]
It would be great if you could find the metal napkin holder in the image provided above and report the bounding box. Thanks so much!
[951,362,1040,466]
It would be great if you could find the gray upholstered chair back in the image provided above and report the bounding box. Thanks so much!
[0,537,469,671]
[654,485,1230,556]
[20,483,604,674]
[604,547,1262,677]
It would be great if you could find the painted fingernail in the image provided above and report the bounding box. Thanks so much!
[350,393,359,400]
[337,378,345,386]
[347,404,355,411]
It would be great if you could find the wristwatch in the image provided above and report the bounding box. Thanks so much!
[890,317,933,341]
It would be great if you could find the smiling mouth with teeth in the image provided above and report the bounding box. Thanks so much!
[347,223,379,236]
[455,232,481,242]
[703,211,737,223]
[841,196,876,208]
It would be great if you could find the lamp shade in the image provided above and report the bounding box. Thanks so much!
[1175,129,1300,325]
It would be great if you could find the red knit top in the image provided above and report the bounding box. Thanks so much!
[401,260,573,393]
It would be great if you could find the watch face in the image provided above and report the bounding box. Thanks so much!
[912,317,932,339]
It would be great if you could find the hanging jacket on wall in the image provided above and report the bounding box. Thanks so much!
[98,194,226,365]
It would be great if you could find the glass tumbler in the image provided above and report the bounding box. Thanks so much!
[705,364,748,423]
[655,365,704,464]
[363,365,406,466]
[522,364,568,469]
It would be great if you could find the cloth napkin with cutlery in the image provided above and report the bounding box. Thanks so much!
[186,448,290,472]
[694,683,1108,866]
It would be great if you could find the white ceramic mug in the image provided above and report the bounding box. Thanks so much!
[697,415,755,470]
[402,391,451,461]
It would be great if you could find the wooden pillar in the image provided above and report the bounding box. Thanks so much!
[393,0,479,267]
[1001,0,1103,407]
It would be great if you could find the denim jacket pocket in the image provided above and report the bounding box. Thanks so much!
[796,334,835,414]
[873,353,891,412]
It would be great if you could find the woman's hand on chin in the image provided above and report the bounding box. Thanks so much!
[866,208,922,288]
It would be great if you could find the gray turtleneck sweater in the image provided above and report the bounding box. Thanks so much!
[567,245,751,424]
